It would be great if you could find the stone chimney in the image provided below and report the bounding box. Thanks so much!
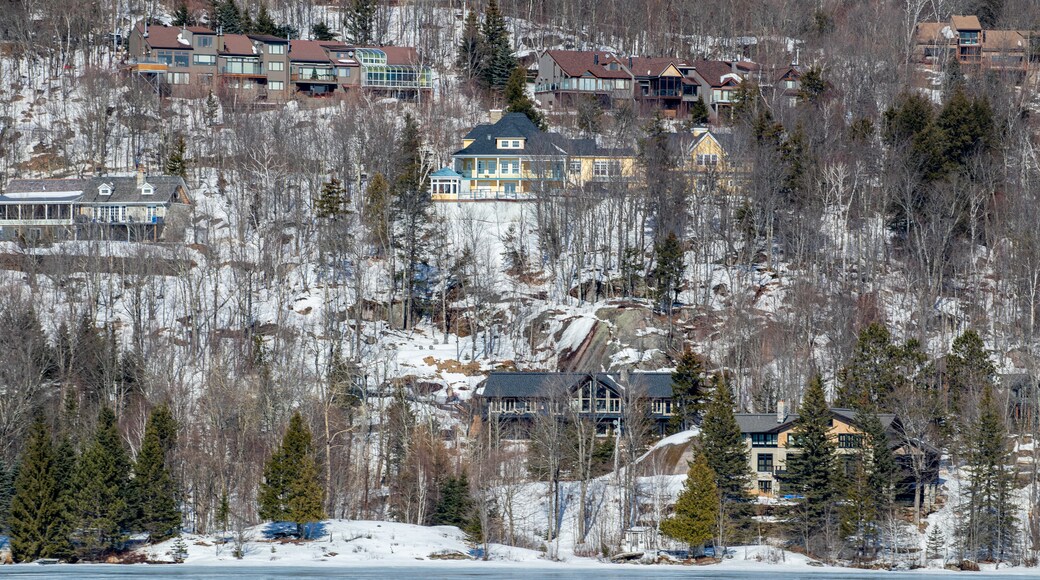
[776,400,786,423]
[489,109,503,123]
[136,164,146,187]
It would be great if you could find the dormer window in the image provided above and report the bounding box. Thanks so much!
[498,139,524,149]
[141,183,154,196]
[99,184,112,196]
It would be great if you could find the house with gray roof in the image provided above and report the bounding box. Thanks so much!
[477,370,675,435]
[0,170,191,243]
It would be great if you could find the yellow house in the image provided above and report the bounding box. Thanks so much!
[688,128,744,193]
[429,112,636,201]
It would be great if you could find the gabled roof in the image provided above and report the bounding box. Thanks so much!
[220,34,256,56]
[137,23,194,50]
[916,21,954,43]
[735,408,897,434]
[1,176,189,205]
[544,50,632,80]
[688,59,738,87]
[692,129,738,155]
[627,57,681,79]
[951,15,982,31]
[982,29,1027,50]
[455,113,631,158]
[289,39,334,63]
[479,371,674,399]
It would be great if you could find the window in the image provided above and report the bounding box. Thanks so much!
[268,44,286,54]
[568,160,581,173]
[194,54,216,66]
[697,154,719,166]
[758,480,773,494]
[749,433,778,447]
[756,453,774,473]
[338,67,351,78]
[93,206,126,223]
[593,161,609,178]
[269,81,284,91]
[98,185,112,196]
[167,72,189,84]
[141,184,154,196]
[195,35,213,48]
[269,61,284,72]
[838,434,864,449]
[155,50,190,67]
[498,139,523,149]
[501,160,518,175]
[146,206,158,223]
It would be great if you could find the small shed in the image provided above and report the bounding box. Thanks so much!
[623,526,656,553]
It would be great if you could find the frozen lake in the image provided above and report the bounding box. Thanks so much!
[0,564,1030,579]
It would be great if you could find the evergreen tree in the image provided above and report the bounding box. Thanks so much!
[391,115,432,330]
[479,0,516,89]
[315,178,349,220]
[431,474,473,528]
[70,407,132,558]
[253,3,277,35]
[797,65,827,104]
[946,329,996,421]
[836,322,926,409]
[311,22,337,41]
[216,490,230,534]
[927,525,947,561]
[258,412,325,539]
[456,10,482,80]
[9,418,71,562]
[214,0,245,35]
[172,2,192,27]
[651,232,685,312]
[700,373,752,547]
[131,405,181,542]
[784,375,839,554]
[165,135,188,180]
[361,172,392,247]
[969,0,1004,28]
[0,457,12,534]
[936,88,994,169]
[960,385,1017,562]
[840,404,897,557]
[504,66,545,129]
[668,349,705,433]
[687,97,710,125]
[660,449,718,552]
[344,0,377,45]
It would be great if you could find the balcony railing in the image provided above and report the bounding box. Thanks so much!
[292,71,337,82]
[221,65,264,76]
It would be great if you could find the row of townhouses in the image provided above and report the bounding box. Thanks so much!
[0,171,191,243]
[476,371,940,504]
[915,14,1033,81]
[126,22,432,101]
[429,111,739,201]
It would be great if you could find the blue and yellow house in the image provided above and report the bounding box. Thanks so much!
[430,112,635,201]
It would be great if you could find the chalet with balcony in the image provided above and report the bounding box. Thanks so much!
[0,173,191,243]
[126,22,218,96]
[429,112,635,201]
[915,15,1031,80]
[629,57,694,118]
[289,39,338,96]
[477,371,675,436]
[737,405,938,506]
[683,59,744,118]
[689,128,743,192]
[535,50,634,110]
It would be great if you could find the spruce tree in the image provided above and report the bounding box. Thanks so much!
[946,329,996,424]
[457,10,482,80]
[165,135,188,180]
[392,114,432,330]
[131,405,181,543]
[700,373,752,548]
[837,322,911,409]
[660,449,718,552]
[258,412,325,539]
[253,3,277,36]
[9,418,71,562]
[668,349,705,433]
[687,97,710,125]
[431,474,473,528]
[784,375,839,554]
[172,2,192,27]
[504,66,545,129]
[797,65,827,104]
[315,178,348,220]
[344,0,377,45]
[927,525,947,561]
[311,22,337,41]
[0,457,12,534]
[70,407,132,558]
[214,0,244,35]
[960,385,1017,562]
[652,232,685,312]
[479,0,516,89]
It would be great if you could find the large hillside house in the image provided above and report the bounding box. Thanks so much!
[429,112,635,201]
[126,22,432,101]
[915,15,1031,81]
[0,172,191,243]
[477,371,675,435]
[534,50,755,119]
[737,405,939,506]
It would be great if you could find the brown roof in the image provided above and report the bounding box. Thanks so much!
[137,23,193,50]
[951,15,982,31]
[689,59,737,87]
[545,50,632,79]
[188,26,215,34]
[627,57,679,78]
[379,46,420,65]
[983,29,1027,50]
[731,60,760,73]
[219,34,255,56]
[289,40,333,63]
[916,21,952,44]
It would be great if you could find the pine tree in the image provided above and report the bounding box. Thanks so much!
[660,449,718,552]
[837,322,921,409]
[392,114,432,330]
[651,232,685,312]
[0,457,12,534]
[687,97,710,125]
[311,22,337,41]
[479,0,516,89]
[9,418,71,562]
[700,373,752,548]
[946,329,996,423]
[937,89,994,170]
[504,66,545,129]
[784,375,839,554]
[669,349,705,433]
[344,0,377,45]
[70,407,132,558]
[214,0,244,35]
[258,412,325,539]
[253,3,277,35]
[131,405,181,543]
[431,474,473,528]
[960,385,1017,562]
[797,65,827,104]
[172,2,191,27]
[456,10,482,80]
[165,135,188,180]
[315,178,348,220]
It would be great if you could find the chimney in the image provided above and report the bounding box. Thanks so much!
[593,53,599,65]
[776,400,786,423]
[620,368,629,385]
[136,164,146,187]
[489,109,503,123]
